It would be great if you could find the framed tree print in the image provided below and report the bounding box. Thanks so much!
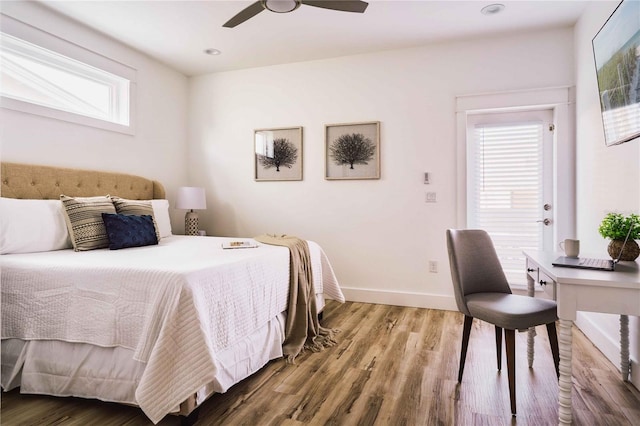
[254,127,303,181]
[325,121,380,180]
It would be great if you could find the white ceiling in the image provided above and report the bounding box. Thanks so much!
[39,0,590,76]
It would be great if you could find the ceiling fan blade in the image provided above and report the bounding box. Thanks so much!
[223,1,266,28]
[301,0,368,13]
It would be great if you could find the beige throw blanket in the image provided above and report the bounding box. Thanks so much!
[254,234,336,362]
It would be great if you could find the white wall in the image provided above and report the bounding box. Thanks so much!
[574,1,640,387]
[188,27,574,309]
[0,2,190,232]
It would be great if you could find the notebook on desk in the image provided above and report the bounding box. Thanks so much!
[552,226,632,271]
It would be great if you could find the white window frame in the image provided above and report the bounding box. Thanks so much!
[0,14,136,135]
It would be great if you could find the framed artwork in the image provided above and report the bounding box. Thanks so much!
[325,121,380,180]
[592,0,640,146]
[254,127,303,181]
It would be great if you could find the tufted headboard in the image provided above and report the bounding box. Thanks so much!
[1,162,166,200]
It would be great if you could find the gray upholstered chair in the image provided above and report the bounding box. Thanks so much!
[446,229,559,416]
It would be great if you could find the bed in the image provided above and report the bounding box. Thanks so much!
[0,162,345,424]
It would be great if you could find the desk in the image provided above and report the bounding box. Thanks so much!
[523,251,640,426]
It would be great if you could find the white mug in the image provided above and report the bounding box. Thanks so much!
[559,239,580,258]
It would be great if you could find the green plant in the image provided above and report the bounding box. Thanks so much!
[598,213,640,240]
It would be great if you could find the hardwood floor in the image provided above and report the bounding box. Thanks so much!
[2,301,639,425]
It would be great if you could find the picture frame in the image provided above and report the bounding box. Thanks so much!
[592,0,640,146]
[254,127,303,181]
[325,121,380,180]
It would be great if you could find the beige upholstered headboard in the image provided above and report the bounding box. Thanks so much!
[1,162,166,200]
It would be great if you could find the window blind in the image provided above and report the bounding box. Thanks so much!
[471,122,543,286]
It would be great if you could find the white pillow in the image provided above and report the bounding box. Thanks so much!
[0,198,73,254]
[151,199,172,238]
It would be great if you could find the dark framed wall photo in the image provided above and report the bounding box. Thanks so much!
[254,127,303,181]
[592,0,640,146]
[325,121,380,180]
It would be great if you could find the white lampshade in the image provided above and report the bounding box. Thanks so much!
[175,187,207,211]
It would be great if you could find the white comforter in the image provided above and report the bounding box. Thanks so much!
[1,236,344,423]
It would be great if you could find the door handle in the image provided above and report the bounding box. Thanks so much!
[536,218,551,226]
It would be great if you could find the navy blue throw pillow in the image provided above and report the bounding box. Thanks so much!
[101,213,158,250]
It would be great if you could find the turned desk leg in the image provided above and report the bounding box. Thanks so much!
[621,314,630,382]
[527,272,536,368]
[527,329,536,368]
[558,319,573,426]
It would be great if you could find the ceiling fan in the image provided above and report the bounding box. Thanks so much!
[223,0,369,28]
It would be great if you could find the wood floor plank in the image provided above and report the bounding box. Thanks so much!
[2,301,639,425]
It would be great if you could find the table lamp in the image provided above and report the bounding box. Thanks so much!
[175,186,206,236]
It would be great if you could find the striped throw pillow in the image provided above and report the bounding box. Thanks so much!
[110,196,161,241]
[60,195,116,251]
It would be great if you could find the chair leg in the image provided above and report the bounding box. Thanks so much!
[458,315,474,383]
[546,322,560,379]
[505,329,516,416]
[495,325,503,371]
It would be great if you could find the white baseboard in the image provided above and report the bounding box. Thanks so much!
[339,287,458,311]
[575,312,639,389]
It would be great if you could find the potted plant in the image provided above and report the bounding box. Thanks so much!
[598,213,640,261]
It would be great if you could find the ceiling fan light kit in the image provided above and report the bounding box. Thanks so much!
[223,0,369,28]
[264,0,301,13]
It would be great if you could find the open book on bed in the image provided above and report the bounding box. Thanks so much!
[221,240,259,249]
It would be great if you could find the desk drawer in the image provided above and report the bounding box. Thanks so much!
[537,270,556,300]
[526,259,538,282]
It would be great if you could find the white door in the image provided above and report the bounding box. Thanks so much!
[466,109,554,287]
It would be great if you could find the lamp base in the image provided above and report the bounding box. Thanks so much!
[185,210,199,236]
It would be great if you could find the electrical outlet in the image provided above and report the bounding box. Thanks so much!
[425,192,437,203]
[429,261,438,273]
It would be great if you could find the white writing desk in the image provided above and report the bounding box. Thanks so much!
[523,250,640,426]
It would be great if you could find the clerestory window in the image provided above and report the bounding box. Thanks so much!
[0,16,135,134]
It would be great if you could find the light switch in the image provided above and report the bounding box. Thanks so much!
[425,192,437,203]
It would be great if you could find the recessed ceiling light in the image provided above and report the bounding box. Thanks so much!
[481,3,505,15]
[204,48,221,56]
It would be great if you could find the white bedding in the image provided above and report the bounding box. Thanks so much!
[1,236,344,423]
[1,312,287,411]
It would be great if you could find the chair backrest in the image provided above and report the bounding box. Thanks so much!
[446,229,512,316]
